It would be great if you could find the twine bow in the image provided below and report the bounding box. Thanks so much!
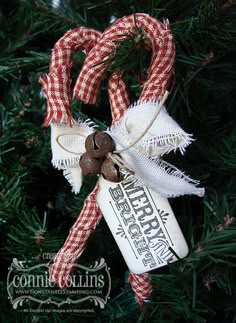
[40,13,204,308]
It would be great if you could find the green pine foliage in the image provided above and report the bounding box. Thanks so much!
[0,0,235,322]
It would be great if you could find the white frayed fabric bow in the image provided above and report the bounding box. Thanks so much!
[50,100,204,198]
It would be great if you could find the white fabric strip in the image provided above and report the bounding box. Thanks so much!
[106,100,204,197]
[50,120,95,193]
[50,101,204,198]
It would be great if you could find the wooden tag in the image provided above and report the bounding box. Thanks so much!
[96,177,189,274]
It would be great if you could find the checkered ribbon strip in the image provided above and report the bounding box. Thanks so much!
[74,13,175,105]
[43,13,176,307]
[40,27,102,126]
[129,272,153,309]
[49,184,102,287]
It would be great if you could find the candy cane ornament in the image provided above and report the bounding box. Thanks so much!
[40,14,204,309]
[40,20,154,307]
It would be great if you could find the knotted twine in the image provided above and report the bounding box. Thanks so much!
[40,13,180,307]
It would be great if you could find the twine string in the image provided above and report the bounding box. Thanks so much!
[56,133,87,155]
[55,91,169,176]
[56,90,169,175]
[107,152,135,175]
[114,90,169,154]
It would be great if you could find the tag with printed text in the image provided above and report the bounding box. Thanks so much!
[96,177,189,274]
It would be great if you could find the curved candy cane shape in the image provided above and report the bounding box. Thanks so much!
[74,13,175,104]
[42,14,177,308]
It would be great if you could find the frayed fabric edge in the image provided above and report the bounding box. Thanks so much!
[63,168,82,194]
[107,99,194,155]
[122,173,205,198]
[44,111,75,127]
[120,158,205,198]
[138,132,194,156]
[50,117,96,131]
[52,157,81,169]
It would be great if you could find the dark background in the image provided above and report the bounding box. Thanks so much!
[0,0,235,322]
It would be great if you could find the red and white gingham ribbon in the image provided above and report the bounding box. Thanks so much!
[40,27,102,126]
[40,13,175,308]
[74,13,175,107]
